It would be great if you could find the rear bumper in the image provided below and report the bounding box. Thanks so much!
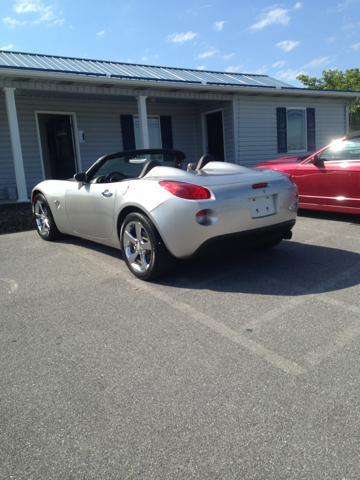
[192,220,296,257]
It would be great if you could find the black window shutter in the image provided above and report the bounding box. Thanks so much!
[160,116,173,149]
[306,108,316,151]
[120,115,136,150]
[276,108,287,153]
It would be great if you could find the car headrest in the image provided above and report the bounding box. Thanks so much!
[138,160,161,178]
[197,154,216,170]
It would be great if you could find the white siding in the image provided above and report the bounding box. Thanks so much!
[0,88,350,199]
[3,96,199,196]
[235,95,347,166]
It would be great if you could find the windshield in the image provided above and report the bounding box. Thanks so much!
[88,151,184,183]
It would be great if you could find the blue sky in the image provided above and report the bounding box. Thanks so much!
[1,0,359,87]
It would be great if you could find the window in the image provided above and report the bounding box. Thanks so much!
[120,115,173,151]
[287,109,306,151]
[134,117,161,149]
[277,107,315,154]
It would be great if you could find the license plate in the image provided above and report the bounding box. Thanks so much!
[248,194,276,218]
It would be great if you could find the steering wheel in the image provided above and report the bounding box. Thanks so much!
[105,172,127,183]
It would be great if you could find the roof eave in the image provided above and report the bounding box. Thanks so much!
[1,68,359,99]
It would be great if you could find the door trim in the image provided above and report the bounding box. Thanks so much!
[201,108,226,161]
[35,110,82,180]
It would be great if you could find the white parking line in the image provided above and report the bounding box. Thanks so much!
[60,241,360,376]
[61,242,306,375]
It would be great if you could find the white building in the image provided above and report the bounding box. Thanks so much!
[1,50,359,201]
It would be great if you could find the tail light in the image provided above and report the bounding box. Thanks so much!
[159,181,211,199]
[252,182,268,189]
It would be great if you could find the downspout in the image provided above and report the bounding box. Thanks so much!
[345,96,359,134]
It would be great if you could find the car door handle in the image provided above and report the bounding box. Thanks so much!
[102,189,113,197]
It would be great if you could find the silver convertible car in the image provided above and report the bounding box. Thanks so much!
[31,149,298,280]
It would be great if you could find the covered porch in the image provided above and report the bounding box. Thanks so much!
[1,79,235,202]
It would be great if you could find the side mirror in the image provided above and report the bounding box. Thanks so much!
[312,155,322,166]
[74,172,88,182]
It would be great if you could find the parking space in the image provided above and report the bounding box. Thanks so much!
[1,211,360,479]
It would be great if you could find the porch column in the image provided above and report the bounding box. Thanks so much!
[136,95,149,149]
[3,87,28,201]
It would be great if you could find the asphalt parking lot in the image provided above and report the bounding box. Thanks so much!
[1,210,360,479]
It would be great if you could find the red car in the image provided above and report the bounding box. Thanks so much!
[255,131,360,214]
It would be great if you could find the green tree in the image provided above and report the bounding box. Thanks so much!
[297,69,360,131]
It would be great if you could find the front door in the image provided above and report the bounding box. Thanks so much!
[46,116,77,179]
[65,182,116,239]
[205,111,225,162]
[294,161,360,209]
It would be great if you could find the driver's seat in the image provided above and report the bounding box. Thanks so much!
[138,160,161,178]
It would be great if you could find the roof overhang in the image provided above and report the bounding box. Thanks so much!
[1,67,360,101]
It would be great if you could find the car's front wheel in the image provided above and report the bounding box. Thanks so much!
[33,193,61,241]
[120,212,174,280]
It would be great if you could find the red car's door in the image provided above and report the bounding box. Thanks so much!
[293,137,360,212]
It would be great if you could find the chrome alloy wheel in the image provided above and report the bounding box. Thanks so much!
[123,220,152,273]
[34,198,51,237]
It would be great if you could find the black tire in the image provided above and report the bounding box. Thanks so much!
[252,238,283,251]
[33,193,61,241]
[120,212,174,280]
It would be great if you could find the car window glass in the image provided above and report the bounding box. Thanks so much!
[319,138,360,162]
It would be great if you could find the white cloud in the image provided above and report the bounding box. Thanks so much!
[198,50,219,59]
[97,30,105,36]
[327,36,336,42]
[226,65,244,73]
[249,7,290,30]
[3,17,27,27]
[255,65,269,75]
[275,68,305,81]
[166,31,197,44]
[1,43,15,50]
[276,40,300,51]
[13,0,64,26]
[223,53,234,60]
[14,0,39,13]
[48,18,64,26]
[294,2,302,9]
[303,56,330,68]
[215,20,227,31]
[352,42,360,51]
[197,65,206,70]
[273,60,286,67]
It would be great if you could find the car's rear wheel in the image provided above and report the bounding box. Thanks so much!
[120,212,174,280]
[33,193,61,241]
